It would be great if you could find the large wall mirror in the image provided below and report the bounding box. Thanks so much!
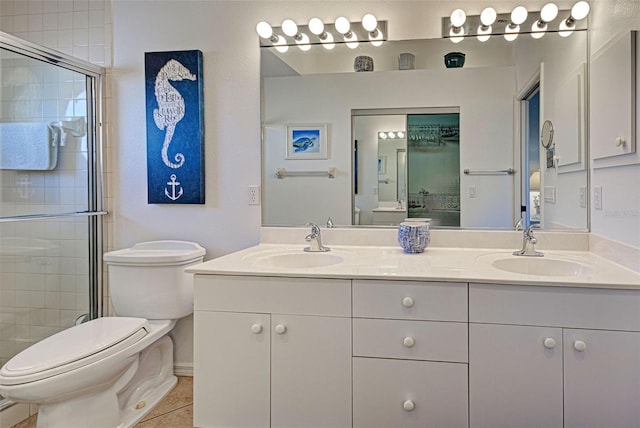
[261,30,588,230]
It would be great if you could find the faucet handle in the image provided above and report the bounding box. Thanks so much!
[305,222,320,234]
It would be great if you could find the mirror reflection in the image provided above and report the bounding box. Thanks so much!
[261,31,588,230]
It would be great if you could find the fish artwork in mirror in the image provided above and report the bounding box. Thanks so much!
[261,30,588,231]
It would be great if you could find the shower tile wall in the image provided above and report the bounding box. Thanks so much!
[0,0,113,367]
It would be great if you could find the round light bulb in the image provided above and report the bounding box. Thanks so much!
[388,132,396,139]
[379,132,387,139]
[511,6,528,25]
[450,8,466,27]
[274,35,289,53]
[256,21,273,39]
[480,7,497,26]
[531,21,546,38]
[362,13,378,32]
[540,3,559,22]
[343,31,359,49]
[308,18,324,35]
[369,29,384,47]
[296,33,310,51]
[335,16,351,34]
[571,1,590,20]
[397,131,405,138]
[321,32,335,50]
[504,24,520,41]
[477,25,491,42]
[281,19,298,37]
[558,19,574,37]
[449,27,464,43]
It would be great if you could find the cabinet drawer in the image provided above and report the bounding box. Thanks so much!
[353,318,468,363]
[353,280,467,321]
[470,283,640,331]
[194,275,351,316]
[353,357,468,428]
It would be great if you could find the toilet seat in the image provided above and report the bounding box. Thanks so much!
[0,317,148,386]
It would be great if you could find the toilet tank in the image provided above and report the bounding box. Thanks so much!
[103,241,205,320]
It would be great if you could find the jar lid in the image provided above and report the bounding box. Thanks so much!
[403,218,431,222]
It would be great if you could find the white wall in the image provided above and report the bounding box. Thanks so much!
[264,66,516,229]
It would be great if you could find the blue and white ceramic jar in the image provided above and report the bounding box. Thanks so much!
[397,218,431,253]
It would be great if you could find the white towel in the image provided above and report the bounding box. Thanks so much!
[0,122,61,170]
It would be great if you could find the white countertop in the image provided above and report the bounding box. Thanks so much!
[187,243,640,290]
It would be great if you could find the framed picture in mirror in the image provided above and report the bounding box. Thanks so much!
[286,124,328,159]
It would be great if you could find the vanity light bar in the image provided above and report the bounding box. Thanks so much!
[257,18,387,50]
[379,131,405,139]
[442,2,589,42]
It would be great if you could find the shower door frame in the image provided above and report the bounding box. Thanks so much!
[0,31,106,351]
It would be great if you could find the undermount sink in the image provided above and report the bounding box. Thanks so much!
[254,252,344,269]
[491,257,594,277]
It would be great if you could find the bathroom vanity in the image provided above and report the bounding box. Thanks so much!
[189,230,640,428]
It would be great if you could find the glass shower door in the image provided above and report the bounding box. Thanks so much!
[0,34,104,409]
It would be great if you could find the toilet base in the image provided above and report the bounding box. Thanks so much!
[34,334,177,428]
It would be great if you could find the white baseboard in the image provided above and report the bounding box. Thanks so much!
[174,363,193,377]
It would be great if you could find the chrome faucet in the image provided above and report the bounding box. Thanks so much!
[304,222,330,252]
[326,216,334,228]
[513,225,543,257]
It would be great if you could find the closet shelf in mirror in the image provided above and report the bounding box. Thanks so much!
[276,167,336,179]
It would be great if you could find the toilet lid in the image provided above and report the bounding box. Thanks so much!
[0,317,148,385]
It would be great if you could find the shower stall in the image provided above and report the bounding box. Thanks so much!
[0,32,105,410]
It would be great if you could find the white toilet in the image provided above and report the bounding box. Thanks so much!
[0,240,205,428]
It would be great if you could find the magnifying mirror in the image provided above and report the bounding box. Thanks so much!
[541,120,554,148]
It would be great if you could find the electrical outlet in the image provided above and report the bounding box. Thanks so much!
[248,185,260,206]
[579,187,586,208]
[594,186,602,210]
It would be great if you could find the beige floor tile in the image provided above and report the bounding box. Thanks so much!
[135,405,193,428]
[10,414,36,428]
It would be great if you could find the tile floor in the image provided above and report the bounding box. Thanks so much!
[11,376,193,428]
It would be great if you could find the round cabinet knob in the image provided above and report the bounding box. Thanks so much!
[543,338,557,349]
[616,137,627,147]
[402,297,415,308]
[574,340,587,352]
[274,324,287,335]
[403,337,416,348]
[403,400,415,411]
[250,324,262,334]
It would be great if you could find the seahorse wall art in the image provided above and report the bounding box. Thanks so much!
[144,50,205,204]
[154,59,195,169]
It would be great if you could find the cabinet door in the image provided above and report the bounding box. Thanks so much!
[353,357,468,428]
[564,329,640,428]
[469,323,563,428]
[271,315,351,428]
[194,311,270,428]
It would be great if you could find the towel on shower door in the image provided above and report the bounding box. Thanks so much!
[0,122,61,170]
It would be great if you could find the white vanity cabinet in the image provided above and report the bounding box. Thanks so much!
[193,275,352,428]
[352,280,469,428]
[469,283,640,428]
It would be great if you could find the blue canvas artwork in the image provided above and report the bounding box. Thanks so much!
[291,129,320,154]
[145,50,204,204]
